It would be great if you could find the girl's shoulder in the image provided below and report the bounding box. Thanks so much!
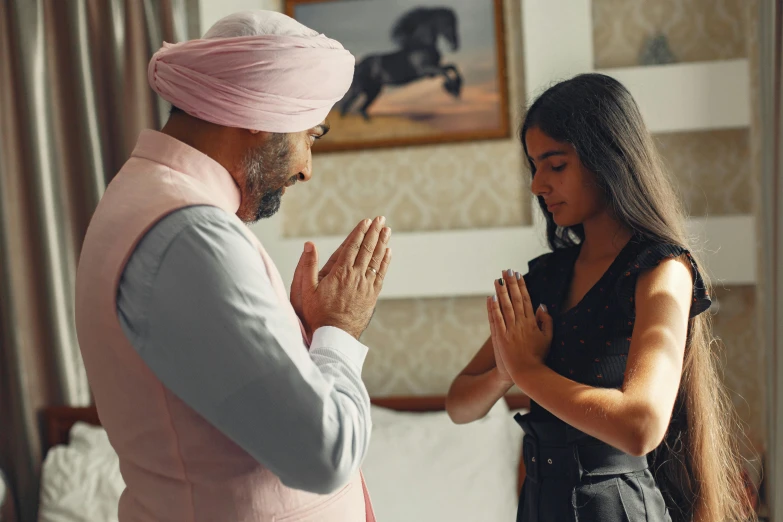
[615,239,711,319]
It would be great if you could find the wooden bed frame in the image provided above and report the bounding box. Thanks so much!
[41,394,529,492]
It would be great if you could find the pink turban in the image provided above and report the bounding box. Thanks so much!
[147,11,355,133]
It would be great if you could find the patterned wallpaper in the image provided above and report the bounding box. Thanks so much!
[592,0,746,69]
[283,121,752,235]
[282,139,529,236]
[278,0,765,449]
[657,129,751,216]
[743,0,766,456]
[361,296,490,396]
[710,286,765,455]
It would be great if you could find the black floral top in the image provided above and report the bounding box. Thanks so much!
[522,237,711,422]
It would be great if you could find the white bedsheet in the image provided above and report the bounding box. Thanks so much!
[363,400,524,522]
[38,402,526,522]
[38,423,124,522]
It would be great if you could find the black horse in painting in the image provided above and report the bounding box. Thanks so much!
[339,7,463,121]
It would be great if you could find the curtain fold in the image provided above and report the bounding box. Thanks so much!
[0,1,199,520]
[759,0,783,518]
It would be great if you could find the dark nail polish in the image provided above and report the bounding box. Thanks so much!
[498,278,504,286]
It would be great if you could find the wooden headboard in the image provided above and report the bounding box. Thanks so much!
[42,394,529,491]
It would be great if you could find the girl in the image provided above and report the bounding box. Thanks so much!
[446,74,753,522]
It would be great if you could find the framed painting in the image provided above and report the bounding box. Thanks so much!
[285,0,510,152]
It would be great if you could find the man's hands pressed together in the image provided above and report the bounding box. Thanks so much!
[291,216,392,340]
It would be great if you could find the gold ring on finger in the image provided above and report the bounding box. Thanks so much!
[367,267,378,275]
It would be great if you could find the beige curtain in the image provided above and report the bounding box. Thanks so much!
[759,0,783,519]
[0,1,199,520]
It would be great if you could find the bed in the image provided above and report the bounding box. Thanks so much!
[39,395,529,521]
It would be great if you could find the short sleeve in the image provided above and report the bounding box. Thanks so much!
[615,243,711,319]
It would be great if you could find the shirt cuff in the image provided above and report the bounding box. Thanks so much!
[310,326,369,369]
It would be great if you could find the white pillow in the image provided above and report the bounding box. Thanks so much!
[36,405,528,522]
[38,422,125,522]
[363,400,525,522]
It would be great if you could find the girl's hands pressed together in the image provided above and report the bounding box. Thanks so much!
[491,330,514,386]
[487,269,553,383]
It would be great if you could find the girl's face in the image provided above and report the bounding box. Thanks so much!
[526,126,606,228]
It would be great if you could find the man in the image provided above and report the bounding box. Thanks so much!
[75,11,390,522]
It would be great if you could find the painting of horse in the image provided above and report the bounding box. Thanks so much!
[286,0,509,152]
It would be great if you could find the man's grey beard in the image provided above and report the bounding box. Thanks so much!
[241,134,294,223]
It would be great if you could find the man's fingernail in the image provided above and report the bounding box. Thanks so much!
[492,295,497,303]
[304,242,313,253]
[364,219,372,227]
[498,278,504,286]
[515,272,522,280]
[539,304,548,313]
[378,216,386,225]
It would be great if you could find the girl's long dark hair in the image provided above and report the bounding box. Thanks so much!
[521,73,754,522]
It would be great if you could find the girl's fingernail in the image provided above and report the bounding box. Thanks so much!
[507,269,514,277]
[515,272,522,280]
[492,295,497,303]
[498,278,505,286]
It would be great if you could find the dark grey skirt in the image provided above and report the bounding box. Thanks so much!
[515,414,671,522]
